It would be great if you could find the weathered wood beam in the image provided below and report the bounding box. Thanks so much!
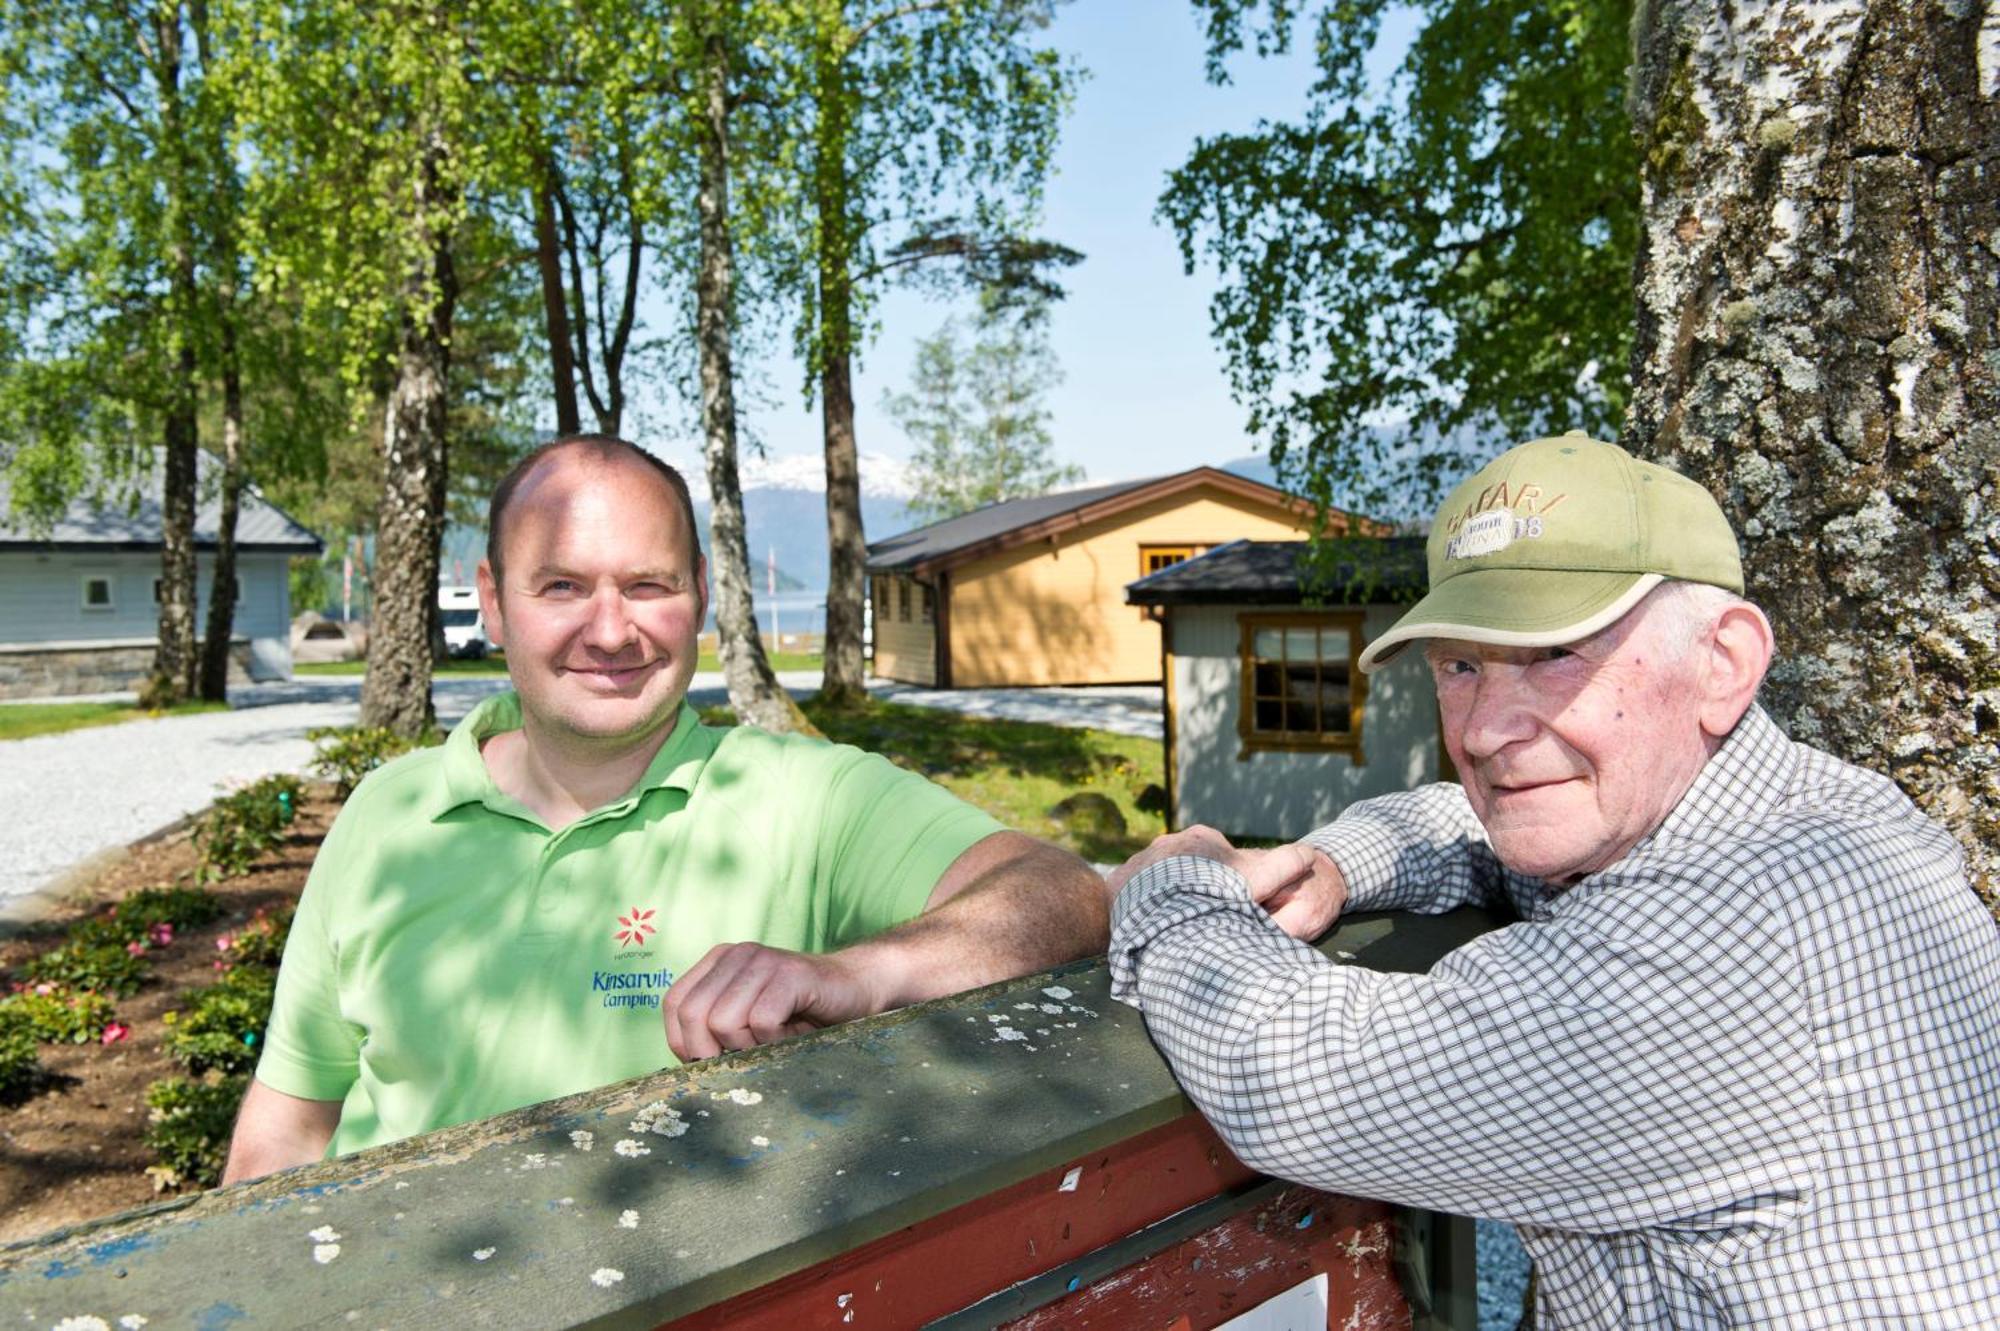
[0,909,1498,1328]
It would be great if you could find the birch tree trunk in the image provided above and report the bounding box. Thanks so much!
[359,134,457,738]
[814,38,869,709]
[1625,0,2000,910]
[197,307,243,701]
[148,5,200,707]
[694,28,816,735]
[534,153,582,437]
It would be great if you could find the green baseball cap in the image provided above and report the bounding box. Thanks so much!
[1357,432,1744,673]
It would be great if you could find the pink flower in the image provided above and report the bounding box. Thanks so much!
[33,983,53,996]
[101,1023,129,1045]
[126,941,148,956]
[150,923,174,946]
[212,960,233,972]
[215,935,234,952]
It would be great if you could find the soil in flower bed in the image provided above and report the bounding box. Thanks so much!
[0,793,333,1245]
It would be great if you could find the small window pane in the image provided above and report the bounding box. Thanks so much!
[84,578,112,608]
[1253,628,1284,660]
[1285,627,1319,661]
[1254,698,1283,730]
[1252,661,1283,698]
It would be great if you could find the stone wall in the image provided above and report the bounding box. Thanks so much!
[0,641,252,700]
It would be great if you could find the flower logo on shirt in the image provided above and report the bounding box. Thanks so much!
[614,907,657,949]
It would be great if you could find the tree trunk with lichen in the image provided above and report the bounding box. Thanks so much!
[358,134,457,739]
[1625,0,1999,914]
[693,29,817,736]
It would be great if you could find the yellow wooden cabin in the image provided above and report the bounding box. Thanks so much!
[866,467,1358,688]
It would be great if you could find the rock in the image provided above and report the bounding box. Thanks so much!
[1048,792,1127,839]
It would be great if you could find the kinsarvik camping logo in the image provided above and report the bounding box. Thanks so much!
[614,907,657,949]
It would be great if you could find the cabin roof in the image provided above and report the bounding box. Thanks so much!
[0,451,324,554]
[1124,536,1428,606]
[865,467,1332,576]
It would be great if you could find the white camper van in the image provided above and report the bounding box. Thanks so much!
[437,586,490,659]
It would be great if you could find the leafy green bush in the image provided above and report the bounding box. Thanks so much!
[115,885,225,934]
[0,987,117,1043]
[194,773,304,882]
[143,1073,248,1191]
[19,942,148,997]
[163,965,276,1075]
[0,1016,41,1100]
[66,885,223,950]
[309,725,438,800]
[223,905,294,969]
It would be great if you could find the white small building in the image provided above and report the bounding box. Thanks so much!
[1127,538,1444,840]
[0,458,323,699]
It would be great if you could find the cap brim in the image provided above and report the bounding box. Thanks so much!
[1358,570,1663,673]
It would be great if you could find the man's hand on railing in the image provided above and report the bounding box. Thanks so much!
[664,943,877,1062]
[1106,826,1349,942]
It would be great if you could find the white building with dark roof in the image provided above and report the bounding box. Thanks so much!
[0,457,323,699]
[1125,538,1444,839]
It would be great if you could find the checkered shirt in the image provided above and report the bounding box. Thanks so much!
[1111,706,2000,1328]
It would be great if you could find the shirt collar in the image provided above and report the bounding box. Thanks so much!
[432,692,719,822]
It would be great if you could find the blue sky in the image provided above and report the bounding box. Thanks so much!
[642,3,1416,487]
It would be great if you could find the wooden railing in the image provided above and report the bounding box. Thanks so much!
[0,908,1498,1329]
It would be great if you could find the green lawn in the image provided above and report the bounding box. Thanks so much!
[295,650,824,678]
[0,699,231,742]
[701,697,1165,864]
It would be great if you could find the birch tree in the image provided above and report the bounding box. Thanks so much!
[786,0,1078,706]
[236,0,484,736]
[0,0,252,705]
[1625,0,1999,907]
[677,2,818,734]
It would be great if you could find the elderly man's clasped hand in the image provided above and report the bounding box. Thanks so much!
[1107,825,1348,942]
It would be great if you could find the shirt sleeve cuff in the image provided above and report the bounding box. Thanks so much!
[1109,854,1289,1008]
[252,1046,357,1104]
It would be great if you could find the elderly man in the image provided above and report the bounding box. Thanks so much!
[1109,433,2000,1327]
[226,434,1106,1182]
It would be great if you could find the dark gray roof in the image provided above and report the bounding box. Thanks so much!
[1125,537,1428,606]
[866,477,1159,573]
[0,450,323,554]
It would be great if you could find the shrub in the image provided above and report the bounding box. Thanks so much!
[222,905,294,969]
[194,773,304,882]
[164,965,276,1075]
[19,942,148,997]
[0,1015,41,1100]
[0,987,117,1043]
[143,1072,248,1191]
[115,885,225,934]
[308,725,438,800]
[66,886,224,950]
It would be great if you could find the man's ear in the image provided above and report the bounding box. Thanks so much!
[1699,600,1773,739]
[475,559,505,651]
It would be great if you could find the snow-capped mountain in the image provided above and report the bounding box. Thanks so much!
[682,450,920,503]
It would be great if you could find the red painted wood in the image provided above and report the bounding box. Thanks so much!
[660,1115,1256,1330]
[657,1116,1406,1331]
[1000,1188,1406,1331]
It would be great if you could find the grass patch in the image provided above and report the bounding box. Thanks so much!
[295,650,823,678]
[294,657,511,677]
[703,696,1164,864]
[0,700,229,743]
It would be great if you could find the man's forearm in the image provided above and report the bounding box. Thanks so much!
[842,836,1109,1010]
[221,1078,342,1185]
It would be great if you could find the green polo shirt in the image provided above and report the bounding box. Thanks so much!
[257,693,1002,1157]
